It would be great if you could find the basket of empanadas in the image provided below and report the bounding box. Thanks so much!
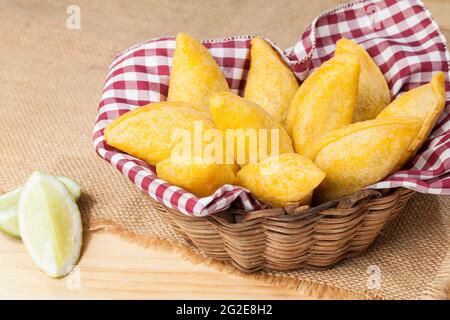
[93,0,450,272]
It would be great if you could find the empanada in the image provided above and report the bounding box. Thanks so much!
[377,72,446,163]
[314,118,421,203]
[209,92,294,165]
[156,157,235,198]
[167,33,229,114]
[236,153,325,208]
[244,37,299,123]
[335,38,391,122]
[286,53,360,159]
[104,102,217,166]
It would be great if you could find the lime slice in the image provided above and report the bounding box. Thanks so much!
[0,188,21,237]
[19,172,82,278]
[57,176,81,200]
[0,176,81,238]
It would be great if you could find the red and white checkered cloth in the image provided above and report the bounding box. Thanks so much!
[93,0,450,216]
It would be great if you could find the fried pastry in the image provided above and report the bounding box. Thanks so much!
[377,72,446,164]
[244,37,299,123]
[167,33,229,114]
[314,118,422,203]
[156,157,236,198]
[286,53,360,159]
[236,153,325,208]
[335,38,391,121]
[209,92,294,165]
[104,102,216,166]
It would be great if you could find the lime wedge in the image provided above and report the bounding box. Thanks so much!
[19,172,82,278]
[57,176,81,200]
[0,176,81,238]
[0,188,21,237]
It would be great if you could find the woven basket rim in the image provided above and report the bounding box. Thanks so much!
[164,188,410,224]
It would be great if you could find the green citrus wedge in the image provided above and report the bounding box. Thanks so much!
[56,176,82,200]
[0,188,22,237]
[19,172,82,278]
[0,176,81,238]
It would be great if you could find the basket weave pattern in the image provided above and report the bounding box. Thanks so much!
[152,188,415,272]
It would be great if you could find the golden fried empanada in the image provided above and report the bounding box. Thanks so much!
[156,157,235,198]
[244,37,299,123]
[210,92,294,165]
[314,118,421,203]
[104,102,216,166]
[236,153,325,208]
[377,72,446,161]
[167,33,229,114]
[286,54,360,159]
[335,38,391,122]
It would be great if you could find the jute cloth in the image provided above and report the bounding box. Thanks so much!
[0,0,448,299]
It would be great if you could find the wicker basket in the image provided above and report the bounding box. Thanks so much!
[151,188,415,273]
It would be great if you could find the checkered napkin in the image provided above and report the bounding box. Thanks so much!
[93,0,450,216]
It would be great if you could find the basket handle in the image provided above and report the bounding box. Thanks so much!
[234,208,285,223]
[336,189,382,209]
[233,189,382,223]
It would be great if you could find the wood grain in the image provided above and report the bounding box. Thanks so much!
[0,231,314,299]
[0,0,449,300]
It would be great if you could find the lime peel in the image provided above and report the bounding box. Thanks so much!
[0,176,81,238]
[18,172,82,278]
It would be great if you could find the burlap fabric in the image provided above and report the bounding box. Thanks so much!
[0,0,448,299]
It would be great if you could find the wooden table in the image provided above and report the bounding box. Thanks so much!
[1,0,449,300]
